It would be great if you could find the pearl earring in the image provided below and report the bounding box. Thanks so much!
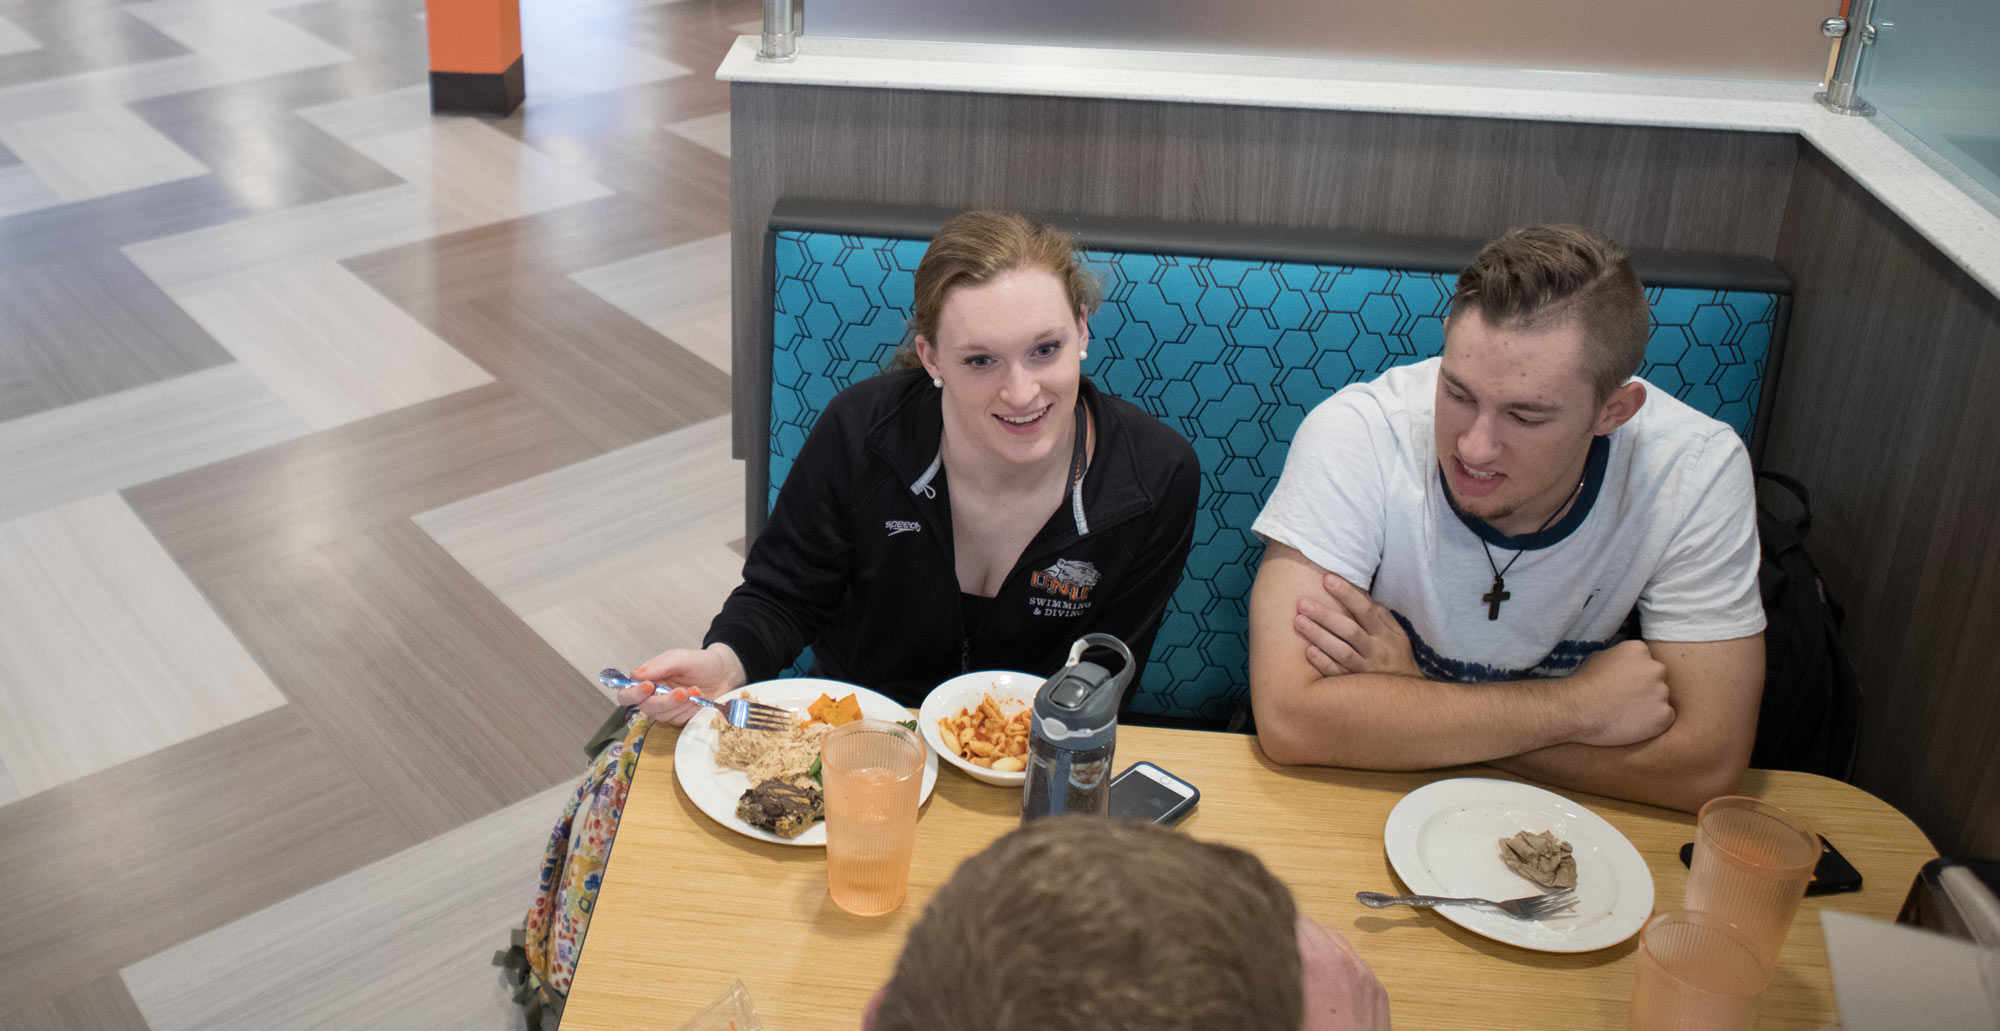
[932,376,943,388]
[1079,349,1089,360]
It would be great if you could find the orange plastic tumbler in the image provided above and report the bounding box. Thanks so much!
[820,719,925,916]
[1682,795,1821,966]
[1628,910,1772,1031]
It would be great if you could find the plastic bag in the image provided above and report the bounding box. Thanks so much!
[675,978,765,1031]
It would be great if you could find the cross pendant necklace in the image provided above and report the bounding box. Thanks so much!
[1477,475,1587,621]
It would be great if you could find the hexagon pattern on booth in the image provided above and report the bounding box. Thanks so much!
[769,230,1777,722]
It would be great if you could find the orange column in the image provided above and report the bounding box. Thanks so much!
[426,0,524,115]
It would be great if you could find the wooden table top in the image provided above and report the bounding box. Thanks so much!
[560,722,1936,1030]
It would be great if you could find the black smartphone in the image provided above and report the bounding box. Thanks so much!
[1678,836,1863,896]
[1107,761,1200,825]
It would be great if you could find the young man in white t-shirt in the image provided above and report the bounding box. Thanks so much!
[1248,224,1766,812]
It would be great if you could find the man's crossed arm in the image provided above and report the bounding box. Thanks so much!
[1247,541,1764,813]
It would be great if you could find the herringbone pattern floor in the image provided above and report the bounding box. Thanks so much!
[0,0,757,1025]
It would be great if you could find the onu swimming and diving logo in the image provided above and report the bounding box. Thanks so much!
[1032,558,1100,601]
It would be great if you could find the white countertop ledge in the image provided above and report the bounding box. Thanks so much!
[720,37,2000,300]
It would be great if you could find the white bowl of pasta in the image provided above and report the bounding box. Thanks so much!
[918,671,1043,787]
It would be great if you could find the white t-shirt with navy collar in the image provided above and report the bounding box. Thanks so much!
[1252,358,1766,682]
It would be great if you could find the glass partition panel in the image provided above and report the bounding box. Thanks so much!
[1860,0,2000,203]
[809,0,1838,82]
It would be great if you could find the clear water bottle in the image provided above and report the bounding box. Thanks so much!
[1021,634,1134,823]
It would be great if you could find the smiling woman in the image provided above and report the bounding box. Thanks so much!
[615,210,1201,715]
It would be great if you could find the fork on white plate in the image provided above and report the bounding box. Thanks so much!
[1355,888,1579,920]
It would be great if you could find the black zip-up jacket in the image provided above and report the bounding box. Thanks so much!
[705,368,1200,709]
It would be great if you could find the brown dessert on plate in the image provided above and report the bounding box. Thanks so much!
[736,778,825,839]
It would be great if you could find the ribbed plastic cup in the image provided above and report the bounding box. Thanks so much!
[820,719,925,917]
[1628,911,1772,1031]
[1682,795,1820,966]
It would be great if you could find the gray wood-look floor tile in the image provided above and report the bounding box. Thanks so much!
[343,193,715,316]
[0,706,414,1008]
[0,55,220,125]
[120,183,445,298]
[0,355,45,423]
[295,82,432,144]
[125,382,598,580]
[526,540,746,693]
[0,172,253,267]
[0,0,763,1021]
[0,249,234,410]
[569,231,732,373]
[176,261,493,431]
[265,0,430,74]
[416,416,746,683]
[129,69,415,213]
[585,0,751,85]
[0,2,189,94]
[518,5,690,103]
[338,196,734,448]
[664,109,729,157]
[335,194,737,448]
[0,14,39,57]
[123,0,349,81]
[0,103,208,202]
[0,973,152,1031]
[446,281,736,450]
[194,520,615,840]
[121,110,618,301]
[0,161,59,217]
[0,364,305,524]
[415,415,742,613]
[351,115,614,226]
[504,86,731,235]
[0,493,288,796]
[123,780,572,1031]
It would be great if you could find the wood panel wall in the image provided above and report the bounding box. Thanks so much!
[1766,146,2000,857]
[727,83,1999,854]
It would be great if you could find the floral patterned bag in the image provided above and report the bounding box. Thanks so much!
[496,708,651,1027]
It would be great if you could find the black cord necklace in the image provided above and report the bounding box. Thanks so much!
[1479,475,1586,621]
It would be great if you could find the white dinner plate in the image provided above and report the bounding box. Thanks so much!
[672,678,939,847]
[1382,777,1655,952]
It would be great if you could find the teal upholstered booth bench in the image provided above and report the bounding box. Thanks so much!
[757,199,1791,727]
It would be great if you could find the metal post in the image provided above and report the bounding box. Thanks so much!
[758,0,796,62]
[1816,0,1878,116]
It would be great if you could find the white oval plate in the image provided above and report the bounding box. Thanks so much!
[1383,777,1655,952]
[918,670,1044,786]
[672,678,938,847]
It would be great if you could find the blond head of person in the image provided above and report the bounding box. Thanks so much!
[865,817,1390,1031]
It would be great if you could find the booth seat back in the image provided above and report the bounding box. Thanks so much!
[766,212,1788,724]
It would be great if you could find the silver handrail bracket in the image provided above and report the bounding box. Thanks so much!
[758,0,797,62]
[1816,0,1878,116]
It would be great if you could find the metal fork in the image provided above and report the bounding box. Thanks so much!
[1356,888,1579,920]
[597,669,795,731]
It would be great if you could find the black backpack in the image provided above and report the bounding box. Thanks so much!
[1749,471,1863,779]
